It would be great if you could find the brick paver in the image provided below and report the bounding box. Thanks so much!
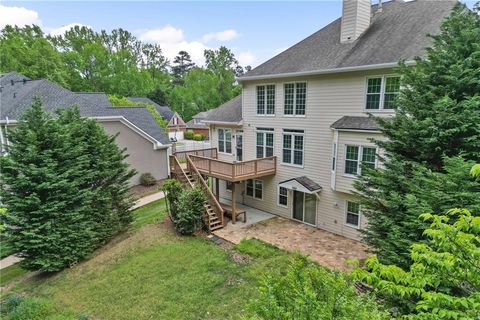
[215,217,370,270]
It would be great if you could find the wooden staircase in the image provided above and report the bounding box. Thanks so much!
[170,154,224,231]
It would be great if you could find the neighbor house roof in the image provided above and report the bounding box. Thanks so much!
[240,0,456,80]
[203,95,242,124]
[0,72,170,145]
[127,97,176,122]
[330,116,381,131]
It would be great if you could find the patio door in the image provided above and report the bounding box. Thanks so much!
[236,131,243,161]
[293,191,316,225]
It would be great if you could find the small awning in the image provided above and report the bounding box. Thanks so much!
[279,176,322,194]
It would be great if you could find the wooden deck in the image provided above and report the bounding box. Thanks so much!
[172,148,276,182]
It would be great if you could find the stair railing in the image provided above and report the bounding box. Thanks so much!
[170,155,194,188]
[186,155,224,227]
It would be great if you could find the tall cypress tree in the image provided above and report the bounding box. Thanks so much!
[354,4,480,268]
[0,101,135,271]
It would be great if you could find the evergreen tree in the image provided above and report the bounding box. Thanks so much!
[171,51,195,84]
[0,101,135,271]
[354,4,480,269]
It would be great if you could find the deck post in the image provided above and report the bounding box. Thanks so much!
[215,178,220,200]
[231,182,236,224]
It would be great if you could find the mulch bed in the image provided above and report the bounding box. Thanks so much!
[128,179,165,199]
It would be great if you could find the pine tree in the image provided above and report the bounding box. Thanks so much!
[171,51,195,84]
[354,4,480,269]
[0,101,135,271]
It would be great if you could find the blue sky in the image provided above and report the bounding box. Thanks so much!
[1,1,476,67]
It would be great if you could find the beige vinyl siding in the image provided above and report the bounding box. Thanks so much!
[100,121,169,185]
[210,69,394,240]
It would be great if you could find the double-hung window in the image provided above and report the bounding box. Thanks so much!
[284,82,306,116]
[282,129,304,166]
[344,145,377,175]
[256,128,274,158]
[366,76,400,110]
[218,128,232,154]
[257,85,275,115]
[345,201,361,228]
[246,179,263,200]
[278,186,288,207]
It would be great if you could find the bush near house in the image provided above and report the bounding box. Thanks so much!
[0,100,135,272]
[193,133,205,141]
[184,130,194,140]
[139,173,156,186]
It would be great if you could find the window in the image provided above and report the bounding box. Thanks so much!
[246,179,263,200]
[284,82,306,115]
[173,116,178,125]
[256,128,274,158]
[257,85,275,115]
[346,201,360,228]
[226,181,233,191]
[366,76,400,110]
[282,129,304,166]
[331,143,337,171]
[344,145,377,175]
[218,128,232,154]
[278,186,288,207]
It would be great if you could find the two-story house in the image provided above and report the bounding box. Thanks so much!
[171,0,456,240]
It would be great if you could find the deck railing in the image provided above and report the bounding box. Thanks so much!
[173,148,218,162]
[188,155,276,182]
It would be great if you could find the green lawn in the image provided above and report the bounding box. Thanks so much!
[0,264,28,287]
[2,200,293,320]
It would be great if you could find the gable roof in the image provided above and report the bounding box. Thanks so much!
[240,0,456,80]
[0,72,170,145]
[330,116,381,131]
[203,95,242,124]
[127,97,176,121]
[279,176,322,193]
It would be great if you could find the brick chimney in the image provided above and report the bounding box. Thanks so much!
[340,0,371,43]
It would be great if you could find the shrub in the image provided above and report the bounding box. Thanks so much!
[173,186,206,235]
[185,130,194,140]
[161,179,183,220]
[0,101,135,272]
[250,256,390,320]
[193,133,205,141]
[139,173,156,186]
[1,295,79,320]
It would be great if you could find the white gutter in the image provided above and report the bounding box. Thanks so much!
[331,128,383,134]
[237,61,416,82]
[202,120,243,126]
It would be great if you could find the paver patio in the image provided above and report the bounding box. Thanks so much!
[214,207,371,270]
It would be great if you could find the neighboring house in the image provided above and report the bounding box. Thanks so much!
[189,0,456,239]
[0,72,171,185]
[128,97,186,141]
[186,110,210,139]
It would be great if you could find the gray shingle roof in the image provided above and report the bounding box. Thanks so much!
[330,116,381,131]
[203,95,242,124]
[0,72,170,145]
[280,176,322,192]
[241,0,455,79]
[127,97,175,121]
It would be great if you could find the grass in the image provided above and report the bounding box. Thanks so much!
[0,264,28,287]
[131,198,167,229]
[1,200,294,319]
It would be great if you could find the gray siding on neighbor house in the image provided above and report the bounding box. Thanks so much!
[212,69,395,240]
[100,121,169,185]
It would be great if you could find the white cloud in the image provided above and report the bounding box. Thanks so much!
[202,29,238,43]
[237,51,256,66]
[138,25,184,44]
[0,5,41,29]
[48,23,92,36]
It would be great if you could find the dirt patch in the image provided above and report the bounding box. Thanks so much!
[128,179,165,199]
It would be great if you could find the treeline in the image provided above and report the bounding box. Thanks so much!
[0,25,250,121]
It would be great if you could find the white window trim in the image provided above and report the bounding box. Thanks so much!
[283,81,307,117]
[277,185,288,208]
[281,129,305,168]
[343,145,378,178]
[345,200,361,229]
[218,128,233,155]
[255,128,275,158]
[364,75,400,112]
[245,179,263,200]
[256,84,276,116]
